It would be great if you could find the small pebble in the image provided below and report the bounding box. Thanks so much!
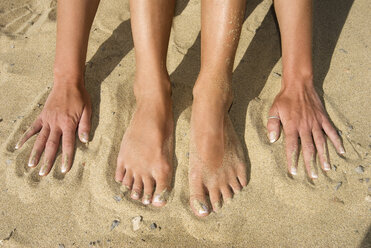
[150,223,157,230]
[339,48,348,54]
[110,219,120,231]
[6,160,12,166]
[272,72,282,78]
[337,130,342,136]
[58,244,65,248]
[10,44,15,48]
[365,195,371,203]
[347,125,353,131]
[332,197,344,204]
[132,216,143,231]
[332,165,337,171]
[113,195,122,202]
[366,178,370,183]
[355,165,365,174]
[335,182,342,191]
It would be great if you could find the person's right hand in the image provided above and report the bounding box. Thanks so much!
[15,80,92,176]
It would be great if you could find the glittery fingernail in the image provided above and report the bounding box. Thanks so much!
[81,133,89,143]
[290,166,297,175]
[61,154,68,173]
[323,162,331,171]
[28,151,36,167]
[39,161,48,176]
[269,131,277,143]
[339,146,345,154]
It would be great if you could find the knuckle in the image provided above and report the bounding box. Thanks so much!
[302,142,315,151]
[46,139,59,148]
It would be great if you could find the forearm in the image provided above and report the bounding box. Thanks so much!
[274,0,313,88]
[53,0,100,83]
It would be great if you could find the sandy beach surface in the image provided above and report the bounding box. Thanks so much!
[0,0,370,247]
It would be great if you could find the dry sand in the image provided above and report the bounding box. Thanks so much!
[0,0,370,247]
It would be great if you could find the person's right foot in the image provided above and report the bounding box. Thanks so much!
[115,75,174,207]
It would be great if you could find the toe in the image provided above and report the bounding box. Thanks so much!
[229,177,242,194]
[115,164,125,183]
[220,186,233,204]
[237,163,248,187]
[121,170,134,193]
[131,177,143,200]
[142,177,155,205]
[208,187,222,213]
[189,178,210,217]
[152,172,171,207]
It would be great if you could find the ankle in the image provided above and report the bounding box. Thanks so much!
[134,73,172,103]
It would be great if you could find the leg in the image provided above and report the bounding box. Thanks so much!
[17,0,99,175]
[267,0,344,178]
[115,0,175,207]
[189,0,247,217]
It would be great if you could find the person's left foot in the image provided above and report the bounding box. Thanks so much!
[189,74,248,217]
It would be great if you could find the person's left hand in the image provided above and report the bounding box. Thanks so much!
[267,82,345,179]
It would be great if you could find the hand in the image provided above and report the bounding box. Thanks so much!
[15,81,92,176]
[267,81,345,179]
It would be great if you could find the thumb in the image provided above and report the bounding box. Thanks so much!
[267,105,281,143]
[78,104,92,143]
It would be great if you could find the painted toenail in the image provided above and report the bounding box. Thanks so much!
[132,191,140,199]
[61,154,68,173]
[311,171,318,179]
[153,189,169,204]
[192,199,208,215]
[143,195,151,205]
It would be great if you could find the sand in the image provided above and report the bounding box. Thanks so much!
[0,0,370,247]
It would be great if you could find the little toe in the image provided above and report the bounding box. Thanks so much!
[142,177,155,205]
[237,163,248,187]
[131,177,143,200]
[229,177,242,194]
[115,164,125,183]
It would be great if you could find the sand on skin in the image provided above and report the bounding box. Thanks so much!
[0,0,370,247]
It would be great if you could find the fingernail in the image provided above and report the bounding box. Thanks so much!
[311,171,318,179]
[290,166,297,175]
[339,146,345,154]
[192,199,209,215]
[61,155,68,173]
[269,131,277,143]
[143,195,151,205]
[28,152,36,167]
[131,191,140,199]
[15,143,20,150]
[81,133,89,143]
[39,162,48,176]
[323,162,331,171]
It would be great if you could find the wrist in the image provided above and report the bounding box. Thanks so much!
[281,72,314,91]
[53,66,85,87]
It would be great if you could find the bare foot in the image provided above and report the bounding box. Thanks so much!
[189,75,248,217]
[115,76,173,207]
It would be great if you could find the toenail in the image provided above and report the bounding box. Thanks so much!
[311,171,318,179]
[132,191,140,199]
[153,189,169,204]
[213,201,222,212]
[120,185,130,194]
[39,161,48,176]
[192,199,209,215]
[143,195,151,205]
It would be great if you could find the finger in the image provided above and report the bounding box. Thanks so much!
[283,128,299,176]
[312,127,330,171]
[39,129,62,176]
[28,126,50,168]
[61,127,76,173]
[300,132,318,179]
[267,105,281,143]
[322,118,345,155]
[16,118,42,149]
[78,104,92,143]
